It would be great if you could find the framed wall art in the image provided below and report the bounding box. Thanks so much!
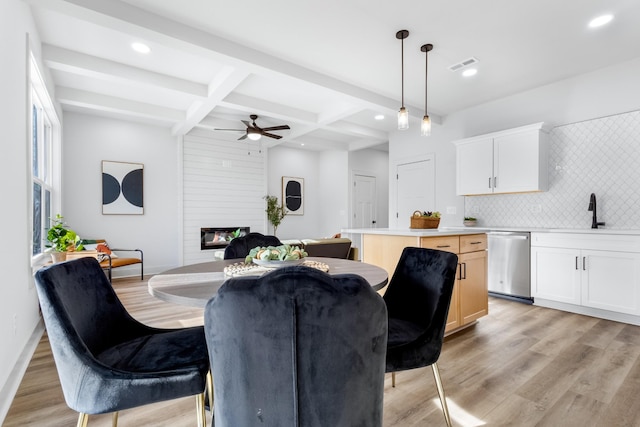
[102,160,144,215]
[282,176,304,215]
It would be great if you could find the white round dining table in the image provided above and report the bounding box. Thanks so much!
[148,257,388,308]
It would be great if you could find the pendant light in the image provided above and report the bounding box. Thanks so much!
[396,30,409,130]
[421,43,433,136]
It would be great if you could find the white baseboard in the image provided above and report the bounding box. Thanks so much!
[0,320,44,425]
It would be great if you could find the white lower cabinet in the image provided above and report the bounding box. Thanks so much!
[531,247,581,305]
[531,233,640,319]
[581,250,640,315]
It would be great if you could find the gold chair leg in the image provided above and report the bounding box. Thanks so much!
[431,363,452,427]
[77,413,89,427]
[206,370,214,412]
[196,392,206,427]
[392,371,396,387]
[112,411,119,427]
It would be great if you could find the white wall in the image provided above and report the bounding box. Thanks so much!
[0,0,48,421]
[389,57,640,229]
[318,150,349,237]
[267,146,351,240]
[63,112,180,276]
[267,146,320,239]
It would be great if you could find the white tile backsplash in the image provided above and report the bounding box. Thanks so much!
[465,110,640,229]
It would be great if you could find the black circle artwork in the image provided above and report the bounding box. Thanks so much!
[102,173,121,205]
[285,180,302,212]
[102,162,144,214]
[121,169,144,207]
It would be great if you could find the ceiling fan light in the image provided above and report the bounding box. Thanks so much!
[247,131,261,141]
[421,115,432,136]
[398,107,409,130]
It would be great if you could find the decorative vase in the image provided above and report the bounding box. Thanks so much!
[463,220,477,227]
[50,252,67,263]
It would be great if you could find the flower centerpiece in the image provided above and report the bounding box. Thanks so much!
[244,244,308,265]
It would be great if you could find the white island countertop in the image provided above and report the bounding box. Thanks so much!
[342,227,640,236]
[341,228,487,237]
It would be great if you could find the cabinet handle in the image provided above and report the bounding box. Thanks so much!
[461,262,467,280]
[437,245,451,248]
[583,257,586,271]
[575,256,579,270]
[493,176,497,188]
[470,241,482,245]
[457,263,462,280]
[488,177,492,188]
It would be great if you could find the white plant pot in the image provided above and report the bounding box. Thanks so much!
[50,252,67,263]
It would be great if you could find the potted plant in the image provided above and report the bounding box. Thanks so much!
[46,214,82,262]
[264,195,287,236]
[463,217,477,227]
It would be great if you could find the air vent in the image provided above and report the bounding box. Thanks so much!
[448,57,479,72]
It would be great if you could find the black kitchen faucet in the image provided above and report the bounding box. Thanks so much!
[588,193,605,229]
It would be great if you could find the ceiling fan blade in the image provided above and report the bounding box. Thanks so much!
[238,134,248,140]
[261,125,290,131]
[262,132,283,140]
[241,120,252,128]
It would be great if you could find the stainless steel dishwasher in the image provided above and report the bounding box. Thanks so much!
[487,231,532,303]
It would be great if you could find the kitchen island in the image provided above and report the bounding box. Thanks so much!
[342,228,488,334]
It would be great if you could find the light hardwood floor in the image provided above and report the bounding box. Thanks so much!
[6,275,640,426]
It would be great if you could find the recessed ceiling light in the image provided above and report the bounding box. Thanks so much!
[588,14,613,28]
[131,42,151,54]
[462,68,478,77]
[374,114,385,120]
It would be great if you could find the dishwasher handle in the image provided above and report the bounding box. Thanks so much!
[488,232,529,240]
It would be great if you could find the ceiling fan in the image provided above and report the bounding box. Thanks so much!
[214,114,290,141]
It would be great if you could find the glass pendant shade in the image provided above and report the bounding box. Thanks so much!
[398,107,409,130]
[421,115,431,136]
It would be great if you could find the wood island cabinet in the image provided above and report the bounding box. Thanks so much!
[362,232,488,334]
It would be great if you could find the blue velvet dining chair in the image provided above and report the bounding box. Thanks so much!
[204,265,388,427]
[34,257,211,427]
[223,232,282,259]
[383,247,459,427]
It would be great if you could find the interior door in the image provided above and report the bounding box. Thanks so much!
[396,156,435,228]
[353,174,376,228]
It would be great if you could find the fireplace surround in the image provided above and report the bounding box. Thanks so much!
[200,227,250,250]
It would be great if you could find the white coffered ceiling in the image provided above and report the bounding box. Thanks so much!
[26,0,640,151]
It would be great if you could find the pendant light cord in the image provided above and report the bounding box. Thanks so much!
[424,46,427,115]
[401,37,405,108]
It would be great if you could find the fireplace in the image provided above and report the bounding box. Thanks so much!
[201,227,250,250]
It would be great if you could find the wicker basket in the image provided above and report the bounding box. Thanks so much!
[410,211,441,229]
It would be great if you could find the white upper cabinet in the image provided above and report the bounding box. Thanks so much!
[453,122,549,196]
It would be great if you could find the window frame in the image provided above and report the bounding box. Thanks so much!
[29,51,61,265]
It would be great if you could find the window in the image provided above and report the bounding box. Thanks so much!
[30,52,60,260]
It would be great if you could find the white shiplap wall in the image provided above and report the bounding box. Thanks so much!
[182,132,267,265]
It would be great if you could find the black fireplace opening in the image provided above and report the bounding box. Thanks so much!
[201,227,250,250]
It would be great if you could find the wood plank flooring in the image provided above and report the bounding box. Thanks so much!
[6,275,640,426]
